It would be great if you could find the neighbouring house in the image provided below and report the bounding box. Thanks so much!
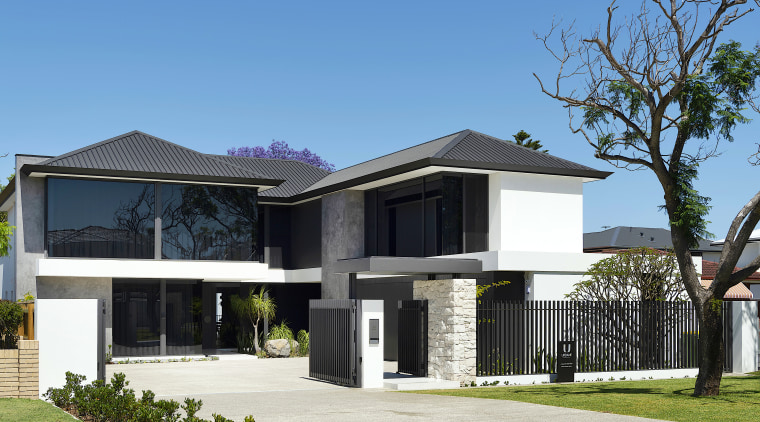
[584,225,722,276]
[709,229,760,299]
[585,226,758,300]
[700,260,756,300]
[0,129,611,359]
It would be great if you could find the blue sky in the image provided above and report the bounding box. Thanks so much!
[1,1,758,239]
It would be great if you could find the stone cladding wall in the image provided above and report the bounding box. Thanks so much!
[413,279,476,385]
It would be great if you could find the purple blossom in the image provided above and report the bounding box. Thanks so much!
[227,140,336,172]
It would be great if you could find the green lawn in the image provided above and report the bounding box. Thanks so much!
[411,373,760,422]
[0,398,76,422]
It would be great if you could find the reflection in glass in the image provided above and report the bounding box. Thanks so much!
[112,280,160,357]
[166,281,202,355]
[47,178,155,258]
[375,175,464,257]
[161,184,258,261]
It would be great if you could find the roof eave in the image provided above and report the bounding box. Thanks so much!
[428,158,613,180]
[21,164,284,188]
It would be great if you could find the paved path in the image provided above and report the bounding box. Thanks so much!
[107,357,661,422]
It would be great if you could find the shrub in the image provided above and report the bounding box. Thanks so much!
[267,321,293,341]
[236,332,257,355]
[44,371,255,422]
[296,330,309,356]
[0,299,23,348]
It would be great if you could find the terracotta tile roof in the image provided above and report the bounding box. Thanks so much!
[700,260,756,300]
[701,260,760,281]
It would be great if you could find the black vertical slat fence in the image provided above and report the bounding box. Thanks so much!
[723,302,733,372]
[309,299,357,386]
[477,300,735,376]
[397,300,428,377]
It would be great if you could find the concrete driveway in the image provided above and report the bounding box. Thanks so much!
[107,356,661,422]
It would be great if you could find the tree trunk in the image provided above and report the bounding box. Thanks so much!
[253,323,261,354]
[694,300,724,396]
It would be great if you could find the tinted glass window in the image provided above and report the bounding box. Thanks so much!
[166,280,202,355]
[112,280,160,357]
[47,178,155,258]
[161,184,258,260]
[378,180,423,256]
[373,174,465,257]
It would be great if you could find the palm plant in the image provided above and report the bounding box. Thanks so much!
[230,286,276,354]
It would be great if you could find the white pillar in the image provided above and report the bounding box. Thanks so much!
[359,300,384,388]
[731,301,759,373]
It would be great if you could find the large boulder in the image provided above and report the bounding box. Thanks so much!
[264,339,298,357]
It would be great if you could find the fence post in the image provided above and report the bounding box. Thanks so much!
[731,301,759,373]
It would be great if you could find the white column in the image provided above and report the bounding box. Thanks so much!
[359,300,384,388]
[731,301,759,373]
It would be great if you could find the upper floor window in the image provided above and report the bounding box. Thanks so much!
[47,178,155,258]
[46,178,258,261]
[364,173,487,257]
[161,184,258,261]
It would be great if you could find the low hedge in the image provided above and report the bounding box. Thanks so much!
[0,299,23,349]
[45,372,254,422]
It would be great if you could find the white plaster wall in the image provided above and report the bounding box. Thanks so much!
[489,172,583,253]
[359,300,384,388]
[735,242,760,269]
[732,301,759,373]
[37,299,101,398]
[38,258,270,282]
[527,272,584,301]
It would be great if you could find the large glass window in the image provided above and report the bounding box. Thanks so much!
[370,174,465,257]
[112,279,202,357]
[112,280,161,357]
[166,280,202,355]
[366,173,486,257]
[161,184,258,261]
[47,178,155,258]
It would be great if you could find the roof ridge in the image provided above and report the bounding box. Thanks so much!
[324,130,468,175]
[446,130,603,171]
[36,130,273,181]
[38,130,144,165]
[432,130,471,158]
[208,153,331,174]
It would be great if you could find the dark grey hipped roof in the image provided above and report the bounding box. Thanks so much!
[210,155,330,198]
[584,226,720,252]
[300,130,610,198]
[22,131,282,187]
[15,129,611,203]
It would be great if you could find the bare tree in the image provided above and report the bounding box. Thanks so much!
[535,0,760,396]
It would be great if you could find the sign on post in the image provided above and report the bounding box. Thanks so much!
[556,340,575,383]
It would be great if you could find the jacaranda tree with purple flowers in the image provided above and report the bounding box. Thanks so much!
[227,140,336,172]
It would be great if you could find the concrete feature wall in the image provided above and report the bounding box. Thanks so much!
[488,172,583,254]
[13,156,48,301]
[413,278,476,385]
[1,198,17,300]
[321,190,364,299]
[0,340,39,399]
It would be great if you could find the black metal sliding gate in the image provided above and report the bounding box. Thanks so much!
[309,299,358,387]
[397,300,428,377]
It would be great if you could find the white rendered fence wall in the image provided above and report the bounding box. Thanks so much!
[731,301,759,373]
[36,299,104,398]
